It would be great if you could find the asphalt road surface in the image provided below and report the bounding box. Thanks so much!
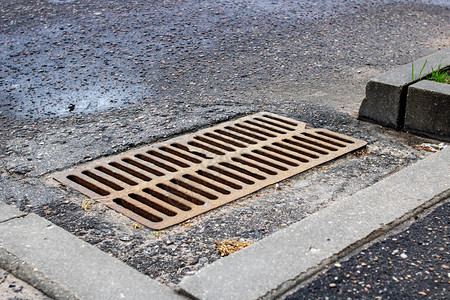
[1,0,449,120]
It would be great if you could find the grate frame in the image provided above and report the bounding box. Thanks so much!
[53,112,367,229]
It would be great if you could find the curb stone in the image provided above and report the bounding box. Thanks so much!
[0,202,27,223]
[405,80,450,141]
[178,146,450,300]
[0,211,185,300]
[358,47,450,129]
[0,248,79,300]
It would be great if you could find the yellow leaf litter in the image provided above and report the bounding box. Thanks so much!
[215,240,252,256]
[81,199,95,211]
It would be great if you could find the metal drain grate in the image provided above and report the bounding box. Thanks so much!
[53,113,367,229]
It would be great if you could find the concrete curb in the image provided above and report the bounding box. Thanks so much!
[358,47,450,129]
[0,247,80,300]
[405,80,450,141]
[178,147,450,300]
[0,211,185,300]
[0,202,27,223]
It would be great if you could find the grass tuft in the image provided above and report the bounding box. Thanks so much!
[411,59,427,81]
[428,61,449,84]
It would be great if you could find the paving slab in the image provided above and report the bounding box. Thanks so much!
[179,146,450,300]
[0,202,26,223]
[0,214,184,300]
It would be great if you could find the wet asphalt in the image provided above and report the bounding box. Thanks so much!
[1,0,449,120]
[284,200,449,300]
[0,0,449,295]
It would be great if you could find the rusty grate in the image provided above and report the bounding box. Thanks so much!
[52,113,367,229]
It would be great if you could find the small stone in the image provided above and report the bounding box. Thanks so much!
[334,263,342,268]
[120,235,132,241]
[400,253,408,259]
[329,283,336,288]
[418,291,427,296]
[12,285,23,293]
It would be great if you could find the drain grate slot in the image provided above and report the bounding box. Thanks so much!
[135,154,178,172]
[113,198,163,222]
[159,146,202,163]
[302,132,346,147]
[53,112,366,229]
[244,120,286,134]
[214,129,258,144]
[67,175,110,196]
[235,123,276,137]
[128,193,177,217]
[225,126,267,141]
[254,117,295,131]
[231,157,278,175]
[262,114,298,126]
[157,183,205,206]
[82,170,124,191]
[293,135,338,151]
[142,188,192,211]
[170,179,218,200]
[282,139,328,155]
[182,174,231,195]
[196,170,242,190]
[95,166,138,186]
[253,149,299,166]
[109,161,152,181]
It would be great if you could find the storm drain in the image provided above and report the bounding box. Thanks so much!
[53,112,367,229]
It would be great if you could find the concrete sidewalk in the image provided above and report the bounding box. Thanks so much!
[1,146,448,299]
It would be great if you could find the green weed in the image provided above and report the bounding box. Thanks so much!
[152,230,164,238]
[411,59,427,81]
[411,58,449,84]
[428,61,449,84]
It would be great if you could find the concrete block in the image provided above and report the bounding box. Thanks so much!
[359,48,450,129]
[179,147,450,300]
[405,80,450,141]
[0,202,26,223]
[0,214,182,300]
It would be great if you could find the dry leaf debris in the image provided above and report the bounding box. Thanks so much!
[132,223,143,229]
[416,143,446,152]
[214,240,252,256]
[80,199,95,211]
